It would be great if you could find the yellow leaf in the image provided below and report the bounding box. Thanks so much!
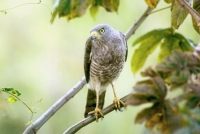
[145,0,159,8]
[7,96,17,103]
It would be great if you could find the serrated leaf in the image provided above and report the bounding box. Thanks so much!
[135,102,162,124]
[7,96,17,103]
[156,50,185,73]
[152,77,167,99]
[170,70,190,90]
[162,100,183,133]
[145,0,159,8]
[171,0,191,29]
[192,0,200,34]
[127,77,167,106]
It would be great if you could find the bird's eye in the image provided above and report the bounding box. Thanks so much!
[99,28,105,34]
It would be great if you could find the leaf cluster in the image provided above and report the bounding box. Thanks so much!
[127,50,200,134]
[145,0,200,33]
[51,0,119,23]
[1,88,21,103]
[131,28,194,74]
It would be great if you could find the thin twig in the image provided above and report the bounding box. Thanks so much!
[148,6,171,15]
[63,95,129,134]
[0,0,52,15]
[23,6,154,134]
[2,89,35,122]
[23,77,86,134]
[176,0,200,27]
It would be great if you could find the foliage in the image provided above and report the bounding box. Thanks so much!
[127,50,200,134]
[0,88,35,124]
[50,0,120,23]
[131,28,194,74]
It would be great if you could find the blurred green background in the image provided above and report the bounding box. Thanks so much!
[0,0,199,134]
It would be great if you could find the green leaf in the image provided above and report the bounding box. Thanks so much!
[192,0,200,34]
[51,0,71,23]
[174,33,194,51]
[132,29,193,74]
[171,0,191,29]
[131,41,160,74]
[158,31,194,62]
[2,88,13,92]
[131,30,165,74]
[132,29,165,47]
[185,96,200,108]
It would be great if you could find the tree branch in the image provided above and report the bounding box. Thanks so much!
[176,0,200,27]
[23,6,153,134]
[63,95,129,134]
[125,7,153,39]
[23,77,86,134]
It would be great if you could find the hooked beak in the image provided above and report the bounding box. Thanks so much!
[90,31,98,40]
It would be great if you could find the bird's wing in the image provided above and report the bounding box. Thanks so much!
[119,31,128,61]
[84,37,92,83]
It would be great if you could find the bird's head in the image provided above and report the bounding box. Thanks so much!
[90,24,114,41]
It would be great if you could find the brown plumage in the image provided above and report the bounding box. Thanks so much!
[84,24,128,122]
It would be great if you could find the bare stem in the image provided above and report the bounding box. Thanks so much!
[0,0,52,15]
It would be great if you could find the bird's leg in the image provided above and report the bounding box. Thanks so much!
[110,82,125,110]
[88,90,104,122]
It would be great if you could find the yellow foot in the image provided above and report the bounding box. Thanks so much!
[113,97,125,110]
[88,107,104,122]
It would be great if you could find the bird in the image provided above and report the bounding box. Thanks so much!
[84,24,128,122]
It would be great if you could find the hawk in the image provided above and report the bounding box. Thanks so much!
[84,24,128,122]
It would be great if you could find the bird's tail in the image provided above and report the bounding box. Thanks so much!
[84,89,106,117]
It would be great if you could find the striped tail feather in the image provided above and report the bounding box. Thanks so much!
[84,89,106,118]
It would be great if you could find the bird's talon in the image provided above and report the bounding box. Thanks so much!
[113,97,125,111]
[88,107,104,122]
